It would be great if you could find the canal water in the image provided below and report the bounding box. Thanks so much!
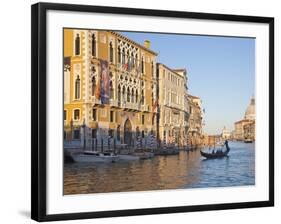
[64,141,255,195]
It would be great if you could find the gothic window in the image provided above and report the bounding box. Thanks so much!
[75,34,80,55]
[91,76,96,96]
[122,48,125,64]
[109,42,113,63]
[122,86,126,102]
[110,80,114,99]
[135,90,138,103]
[117,85,121,103]
[141,56,144,73]
[75,75,80,99]
[141,90,144,105]
[131,90,134,103]
[127,87,130,102]
[118,46,121,63]
[127,50,130,64]
[92,34,96,57]
[131,52,134,67]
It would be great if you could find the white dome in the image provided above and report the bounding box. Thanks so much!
[244,98,255,120]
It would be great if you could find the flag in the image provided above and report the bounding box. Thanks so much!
[123,63,128,71]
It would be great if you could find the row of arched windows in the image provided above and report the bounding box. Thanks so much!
[117,85,143,104]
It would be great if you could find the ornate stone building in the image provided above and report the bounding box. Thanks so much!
[63,29,158,150]
[234,97,255,141]
[187,95,203,147]
[157,64,189,147]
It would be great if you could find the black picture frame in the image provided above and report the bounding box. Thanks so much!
[31,2,274,222]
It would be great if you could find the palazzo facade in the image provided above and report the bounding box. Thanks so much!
[157,64,189,147]
[63,29,158,150]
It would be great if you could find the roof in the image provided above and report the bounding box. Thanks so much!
[188,94,200,99]
[157,63,186,78]
[234,119,252,124]
[112,31,158,56]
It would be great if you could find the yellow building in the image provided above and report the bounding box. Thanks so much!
[63,29,158,150]
[157,64,189,147]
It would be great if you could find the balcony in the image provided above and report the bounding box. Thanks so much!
[92,96,101,106]
[109,99,118,107]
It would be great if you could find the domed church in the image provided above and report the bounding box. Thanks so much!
[234,97,255,141]
[244,97,255,120]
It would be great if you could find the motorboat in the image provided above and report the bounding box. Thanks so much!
[71,151,119,163]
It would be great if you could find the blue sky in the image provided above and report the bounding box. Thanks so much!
[122,31,255,135]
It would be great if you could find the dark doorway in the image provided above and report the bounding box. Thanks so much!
[124,119,132,146]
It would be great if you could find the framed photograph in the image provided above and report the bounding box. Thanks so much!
[31,2,274,222]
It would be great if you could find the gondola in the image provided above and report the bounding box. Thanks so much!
[200,140,230,159]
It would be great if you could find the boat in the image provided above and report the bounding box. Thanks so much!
[200,140,230,159]
[133,152,154,159]
[244,139,253,143]
[118,154,140,161]
[71,151,119,163]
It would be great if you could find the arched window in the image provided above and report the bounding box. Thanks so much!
[91,76,96,96]
[141,57,144,73]
[75,75,80,99]
[141,90,144,105]
[122,86,126,102]
[122,48,125,64]
[109,80,114,99]
[109,42,113,63]
[91,34,96,57]
[127,87,130,102]
[117,47,121,63]
[131,90,134,103]
[131,52,134,67]
[135,90,138,103]
[127,50,130,64]
[75,34,80,55]
[117,85,121,104]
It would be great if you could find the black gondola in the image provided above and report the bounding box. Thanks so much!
[200,140,230,159]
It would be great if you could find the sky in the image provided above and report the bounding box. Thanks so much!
[121,31,255,135]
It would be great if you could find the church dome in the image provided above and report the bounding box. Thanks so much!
[244,97,255,120]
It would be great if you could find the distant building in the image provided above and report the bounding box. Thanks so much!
[234,97,255,141]
[187,95,203,147]
[157,63,189,147]
[221,126,231,139]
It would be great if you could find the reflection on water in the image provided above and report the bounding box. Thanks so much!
[64,141,255,195]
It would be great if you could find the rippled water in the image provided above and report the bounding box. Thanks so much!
[64,141,255,195]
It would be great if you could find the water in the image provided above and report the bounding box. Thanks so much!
[64,141,255,195]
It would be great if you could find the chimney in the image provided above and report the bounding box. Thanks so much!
[144,40,151,49]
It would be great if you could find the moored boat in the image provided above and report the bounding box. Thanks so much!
[244,139,253,143]
[200,140,230,159]
[71,151,119,163]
